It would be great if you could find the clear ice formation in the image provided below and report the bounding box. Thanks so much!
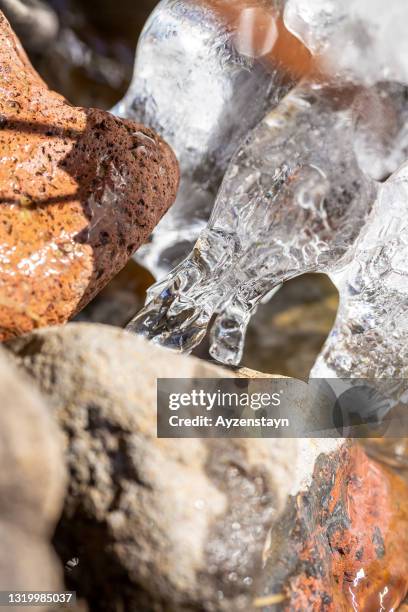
[112,0,290,276]
[312,162,408,379]
[127,82,384,362]
[284,0,408,87]
[125,0,408,368]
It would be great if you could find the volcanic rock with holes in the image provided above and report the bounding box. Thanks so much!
[0,10,179,341]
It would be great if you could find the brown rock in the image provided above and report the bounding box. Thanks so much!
[0,11,179,341]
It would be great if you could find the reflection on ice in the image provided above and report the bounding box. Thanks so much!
[112,0,290,276]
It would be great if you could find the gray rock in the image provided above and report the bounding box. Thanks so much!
[0,348,66,607]
[8,323,298,611]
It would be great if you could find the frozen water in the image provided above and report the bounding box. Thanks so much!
[313,162,408,378]
[127,82,379,360]
[128,76,408,364]
[353,82,408,182]
[124,0,408,367]
[208,81,408,365]
[284,0,408,86]
[112,0,289,276]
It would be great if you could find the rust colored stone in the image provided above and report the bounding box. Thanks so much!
[329,446,408,611]
[258,444,408,611]
[0,11,179,341]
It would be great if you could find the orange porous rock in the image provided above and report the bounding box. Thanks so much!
[0,11,179,340]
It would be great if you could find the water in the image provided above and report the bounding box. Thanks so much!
[112,0,290,277]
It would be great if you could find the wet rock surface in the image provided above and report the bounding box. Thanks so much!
[0,11,179,341]
[0,347,66,606]
[8,323,298,611]
[257,444,408,611]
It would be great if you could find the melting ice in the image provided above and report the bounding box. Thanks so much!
[312,162,408,379]
[125,0,408,372]
[284,0,408,86]
[127,82,378,361]
[112,0,290,276]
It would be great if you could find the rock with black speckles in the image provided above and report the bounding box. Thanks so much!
[8,323,300,612]
[0,11,179,341]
